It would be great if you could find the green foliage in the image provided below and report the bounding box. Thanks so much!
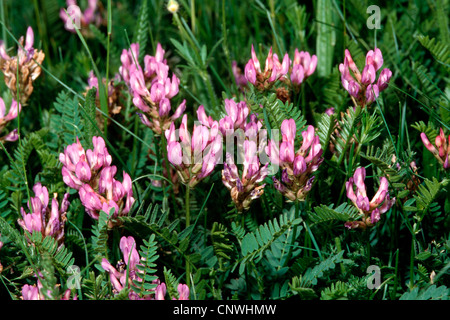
[27,231,75,272]
[49,90,85,147]
[211,222,233,270]
[247,91,307,134]
[132,0,150,61]
[320,281,351,300]
[416,35,450,70]
[400,284,449,300]
[82,271,109,300]
[235,210,303,274]
[90,210,111,258]
[309,203,362,226]
[132,234,159,297]
[0,0,449,302]
[290,251,345,299]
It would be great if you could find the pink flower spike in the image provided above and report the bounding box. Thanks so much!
[79,185,102,212]
[75,158,92,182]
[244,60,257,85]
[370,177,389,207]
[348,81,360,98]
[290,63,304,85]
[3,129,19,142]
[266,139,280,167]
[293,155,306,175]
[250,44,261,72]
[243,140,257,166]
[279,53,290,77]
[179,114,191,144]
[377,68,392,91]
[264,47,274,74]
[155,43,166,63]
[24,27,35,60]
[366,48,384,71]
[150,82,165,103]
[353,167,366,191]
[0,41,10,60]
[420,132,437,154]
[356,195,370,211]
[32,182,49,209]
[281,119,296,143]
[279,141,295,164]
[306,54,318,77]
[370,208,381,224]
[172,99,187,120]
[44,198,61,237]
[165,122,176,143]
[325,108,335,116]
[130,70,149,97]
[165,74,180,99]
[379,194,396,214]
[365,84,379,104]
[22,285,40,300]
[197,105,214,127]
[167,141,183,166]
[119,236,140,269]
[361,64,376,85]
[346,178,357,203]
[158,98,171,118]
[192,125,211,154]
[177,284,190,300]
[155,283,166,300]
[122,172,133,196]
[344,49,361,81]
[300,125,315,153]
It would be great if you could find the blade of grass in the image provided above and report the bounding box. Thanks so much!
[63,9,109,136]
[316,0,335,77]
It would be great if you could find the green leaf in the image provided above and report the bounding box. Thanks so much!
[400,285,449,300]
[315,0,335,77]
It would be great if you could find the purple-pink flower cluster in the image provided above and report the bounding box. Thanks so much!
[101,236,189,300]
[244,44,290,90]
[421,128,450,170]
[290,49,317,90]
[0,26,45,105]
[244,45,317,93]
[17,183,70,248]
[120,43,186,135]
[60,0,104,35]
[59,136,134,220]
[345,167,396,229]
[165,111,223,188]
[22,281,76,300]
[266,120,323,201]
[221,107,268,212]
[339,48,392,107]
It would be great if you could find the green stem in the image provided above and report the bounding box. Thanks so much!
[283,200,299,267]
[185,184,191,287]
[409,236,415,290]
[392,248,399,299]
[190,0,196,34]
[335,237,346,274]
[0,0,7,49]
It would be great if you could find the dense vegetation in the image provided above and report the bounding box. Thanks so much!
[0,0,448,300]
